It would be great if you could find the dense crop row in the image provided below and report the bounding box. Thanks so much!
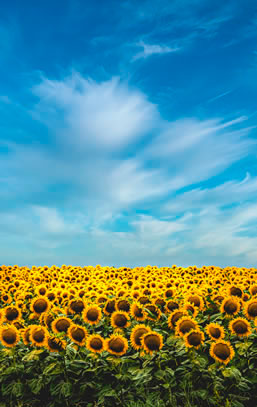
[0,264,257,407]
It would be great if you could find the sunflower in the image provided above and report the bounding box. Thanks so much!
[115,298,131,313]
[142,331,163,355]
[184,329,205,349]
[210,340,235,365]
[83,305,102,325]
[30,326,48,347]
[103,299,116,316]
[144,304,161,321]
[167,310,187,330]
[183,302,199,318]
[175,316,198,337]
[185,294,204,311]
[35,284,48,297]
[40,312,55,330]
[106,334,128,356]
[244,299,257,320]
[52,317,72,334]
[46,336,66,352]
[86,334,105,353]
[21,327,32,345]
[229,317,251,337]
[228,285,243,298]
[111,311,130,329]
[165,300,179,313]
[30,296,51,315]
[130,324,151,351]
[69,299,85,314]
[0,325,20,347]
[206,323,225,341]
[220,296,240,317]
[67,324,87,346]
[153,298,166,310]
[4,306,22,322]
[249,285,257,297]
[130,302,146,322]
[1,294,12,304]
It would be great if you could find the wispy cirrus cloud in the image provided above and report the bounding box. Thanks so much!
[132,41,180,61]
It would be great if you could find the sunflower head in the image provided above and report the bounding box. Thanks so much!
[165,300,179,313]
[0,325,20,347]
[106,334,128,356]
[69,299,85,314]
[46,336,67,352]
[175,316,198,337]
[130,324,151,350]
[184,329,204,349]
[220,296,240,316]
[144,304,161,321]
[4,306,22,322]
[210,340,235,365]
[229,317,251,337]
[103,299,116,315]
[67,324,87,346]
[111,311,130,329]
[130,302,146,321]
[86,334,105,353]
[167,310,187,330]
[142,331,163,355]
[244,299,257,320]
[83,305,102,325]
[52,317,72,334]
[206,323,225,340]
[116,298,131,313]
[30,296,51,315]
[30,326,49,347]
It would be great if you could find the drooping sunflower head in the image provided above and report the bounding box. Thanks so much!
[229,317,251,337]
[206,323,225,341]
[244,299,257,320]
[86,334,105,353]
[106,334,128,356]
[184,329,205,349]
[21,326,32,345]
[210,340,235,365]
[52,317,72,334]
[30,296,51,315]
[46,336,67,352]
[175,316,198,337]
[111,311,130,329]
[4,306,22,322]
[0,325,20,347]
[82,305,102,325]
[249,285,257,297]
[130,302,146,321]
[142,331,163,355]
[30,326,49,347]
[130,324,151,350]
[67,324,87,346]
[220,296,240,317]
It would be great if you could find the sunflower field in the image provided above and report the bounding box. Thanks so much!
[0,264,257,407]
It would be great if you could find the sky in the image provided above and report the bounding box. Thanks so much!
[1,0,257,269]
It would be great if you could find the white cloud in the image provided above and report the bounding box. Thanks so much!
[133,40,180,60]
[32,73,159,152]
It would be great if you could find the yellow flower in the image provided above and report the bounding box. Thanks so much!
[67,324,87,346]
[82,305,102,325]
[0,325,20,347]
[184,329,204,349]
[106,334,128,356]
[130,324,151,351]
[229,317,251,337]
[30,326,49,347]
[142,331,163,355]
[86,334,105,353]
[206,323,225,341]
[175,316,198,337]
[111,311,130,329]
[210,340,235,365]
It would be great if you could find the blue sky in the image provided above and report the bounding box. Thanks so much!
[1,0,257,268]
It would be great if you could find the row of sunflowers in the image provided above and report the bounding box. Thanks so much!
[0,264,257,406]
